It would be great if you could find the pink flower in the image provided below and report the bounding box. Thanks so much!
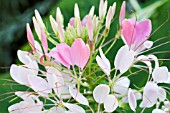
[49,38,90,69]
[121,19,152,51]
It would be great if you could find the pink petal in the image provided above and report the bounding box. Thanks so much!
[134,19,152,49]
[57,44,72,66]
[122,19,137,47]
[26,23,35,49]
[49,44,72,68]
[41,29,48,54]
[69,17,75,26]
[81,15,88,26]
[119,1,126,25]
[71,38,90,69]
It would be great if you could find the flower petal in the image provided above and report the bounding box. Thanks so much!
[114,45,135,74]
[152,66,169,83]
[113,77,130,96]
[152,109,166,113]
[17,50,31,64]
[63,103,85,113]
[71,38,90,69]
[93,84,110,103]
[104,95,118,112]
[10,62,38,86]
[128,88,137,111]
[69,86,89,106]
[96,48,110,76]
[158,87,166,102]
[28,75,52,97]
[134,20,152,48]
[140,82,159,108]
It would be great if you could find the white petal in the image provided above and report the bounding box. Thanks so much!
[165,73,170,83]
[158,87,166,101]
[122,89,141,103]
[50,15,58,34]
[15,91,38,101]
[17,50,31,64]
[140,82,159,108]
[152,66,168,83]
[152,109,166,113]
[10,64,29,85]
[8,103,21,113]
[10,63,38,86]
[136,55,152,74]
[144,40,153,49]
[113,77,130,96]
[63,103,85,113]
[104,95,118,112]
[148,55,159,68]
[28,75,52,97]
[46,67,63,88]
[93,84,110,103]
[96,48,111,76]
[34,41,43,57]
[48,106,65,113]
[114,45,135,74]
[8,99,43,113]
[56,7,63,24]
[128,88,137,111]
[69,86,89,106]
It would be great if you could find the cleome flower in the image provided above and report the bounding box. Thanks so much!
[6,0,170,113]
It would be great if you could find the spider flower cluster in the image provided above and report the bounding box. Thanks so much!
[8,0,170,113]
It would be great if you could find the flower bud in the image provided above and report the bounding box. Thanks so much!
[99,0,108,19]
[119,1,126,25]
[50,15,58,35]
[87,16,93,41]
[106,3,116,29]
[58,22,65,42]
[32,16,41,40]
[26,23,35,49]
[89,6,95,18]
[74,3,80,18]
[35,9,45,29]
[41,29,48,54]
[56,7,63,24]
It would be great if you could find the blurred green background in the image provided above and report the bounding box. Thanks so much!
[0,0,170,113]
